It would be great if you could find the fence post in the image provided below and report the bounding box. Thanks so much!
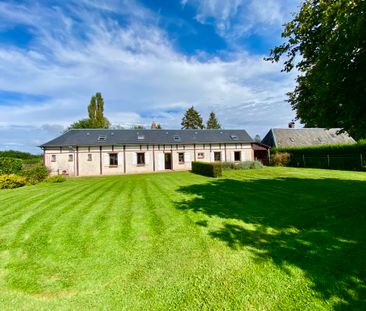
[303,154,306,167]
[361,154,363,167]
[327,154,330,168]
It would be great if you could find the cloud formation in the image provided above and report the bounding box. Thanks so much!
[0,0,299,152]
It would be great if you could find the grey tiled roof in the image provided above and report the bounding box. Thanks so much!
[40,129,254,147]
[262,128,356,148]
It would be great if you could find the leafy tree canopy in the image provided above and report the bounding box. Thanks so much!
[267,0,366,140]
[206,112,221,129]
[181,106,205,129]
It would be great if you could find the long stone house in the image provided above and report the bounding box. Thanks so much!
[40,129,265,176]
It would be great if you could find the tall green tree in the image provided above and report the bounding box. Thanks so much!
[267,0,366,139]
[181,106,204,129]
[68,93,110,130]
[206,112,221,129]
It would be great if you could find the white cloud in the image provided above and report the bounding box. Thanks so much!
[184,0,301,39]
[0,0,297,152]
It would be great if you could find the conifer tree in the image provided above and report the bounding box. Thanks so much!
[181,106,204,129]
[206,112,221,129]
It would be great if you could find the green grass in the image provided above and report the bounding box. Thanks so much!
[0,167,365,310]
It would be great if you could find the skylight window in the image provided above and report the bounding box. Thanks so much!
[173,135,181,142]
[289,137,295,142]
[97,135,107,141]
[230,135,239,140]
[137,135,145,140]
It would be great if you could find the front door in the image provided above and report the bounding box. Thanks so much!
[164,153,172,170]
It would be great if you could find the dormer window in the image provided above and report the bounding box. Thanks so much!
[97,135,107,142]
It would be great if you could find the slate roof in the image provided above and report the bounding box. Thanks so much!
[262,128,356,148]
[40,129,254,147]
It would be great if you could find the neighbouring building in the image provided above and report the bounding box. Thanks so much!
[40,129,267,176]
[262,127,356,148]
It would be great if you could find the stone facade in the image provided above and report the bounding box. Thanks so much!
[44,143,254,177]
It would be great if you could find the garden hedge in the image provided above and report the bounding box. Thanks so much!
[191,161,222,177]
[272,142,366,170]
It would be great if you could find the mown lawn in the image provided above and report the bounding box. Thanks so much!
[0,167,365,310]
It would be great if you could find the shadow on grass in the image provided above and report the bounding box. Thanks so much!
[175,176,366,310]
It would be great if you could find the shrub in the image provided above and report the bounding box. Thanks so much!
[222,161,264,170]
[192,161,222,177]
[221,162,237,170]
[0,157,23,174]
[0,174,27,189]
[239,160,264,169]
[45,175,66,183]
[271,152,291,166]
[20,165,49,184]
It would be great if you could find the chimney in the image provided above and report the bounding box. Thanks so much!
[288,120,295,129]
[151,121,157,129]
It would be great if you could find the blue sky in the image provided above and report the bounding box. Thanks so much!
[0,0,301,153]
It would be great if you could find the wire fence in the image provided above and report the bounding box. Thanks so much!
[275,154,366,171]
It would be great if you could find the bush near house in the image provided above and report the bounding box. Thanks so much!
[0,151,48,189]
[222,160,263,170]
[45,175,66,183]
[0,157,23,174]
[271,152,291,167]
[20,165,49,185]
[191,161,222,177]
[0,174,27,189]
[272,142,366,170]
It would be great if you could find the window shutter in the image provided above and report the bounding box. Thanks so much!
[241,151,245,161]
[145,152,150,165]
[210,151,214,162]
[118,153,123,166]
[157,152,164,170]
[103,154,109,166]
[185,152,191,162]
[231,151,235,162]
[221,151,224,162]
[132,153,137,165]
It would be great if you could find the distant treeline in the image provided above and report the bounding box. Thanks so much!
[0,150,42,160]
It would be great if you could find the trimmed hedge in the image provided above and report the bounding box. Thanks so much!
[272,142,366,170]
[0,157,23,174]
[0,174,27,189]
[192,161,222,177]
